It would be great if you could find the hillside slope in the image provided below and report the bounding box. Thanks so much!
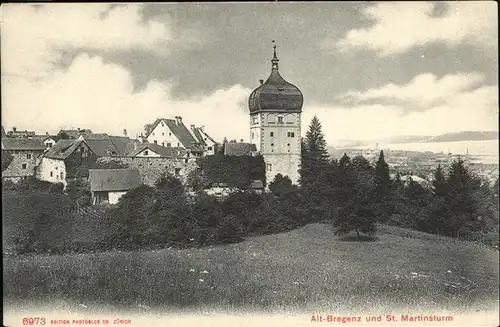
[3,223,499,315]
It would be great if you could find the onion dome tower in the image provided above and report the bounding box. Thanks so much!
[249,41,303,186]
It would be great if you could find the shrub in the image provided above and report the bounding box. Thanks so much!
[191,194,222,246]
[216,214,244,244]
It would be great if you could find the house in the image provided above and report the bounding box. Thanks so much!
[57,128,93,139]
[224,141,259,156]
[6,127,36,138]
[248,179,265,194]
[88,168,142,205]
[189,124,218,156]
[143,116,213,157]
[30,134,57,152]
[1,126,6,138]
[37,134,136,186]
[1,138,46,183]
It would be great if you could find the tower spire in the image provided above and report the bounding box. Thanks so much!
[271,40,279,70]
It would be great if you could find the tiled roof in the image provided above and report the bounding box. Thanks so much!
[224,142,257,156]
[85,139,118,157]
[43,139,82,159]
[127,143,186,158]
[88,168,142,192]
[191,127,206,147]
[1,138,46,151]
[145,118,205,152]
[249,180,264,189]
[58,129,93,139]
[109,136,135,156]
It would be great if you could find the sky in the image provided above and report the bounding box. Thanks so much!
[1,2,498,145]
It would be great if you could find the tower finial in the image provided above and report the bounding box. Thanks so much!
[271,40,279,70]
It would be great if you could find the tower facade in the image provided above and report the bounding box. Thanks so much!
[248,44,303,185]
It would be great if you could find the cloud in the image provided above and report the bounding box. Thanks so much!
[332,2,498,56]
[1,4,173,78]
[338,72,486,108]
[2,54,252,142]
[303,71,498,143]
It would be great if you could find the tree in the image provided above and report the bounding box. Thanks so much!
[268,173,296,197]
[1,149,13,172]
[299,115,330,189]
[375,150,391,190]
[428,158,485,238]
[334,169,377,239]
[432,164,447,197]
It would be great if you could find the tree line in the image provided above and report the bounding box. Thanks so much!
[298,116,499,244]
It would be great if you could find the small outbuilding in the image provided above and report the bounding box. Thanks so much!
[88,168,142,205]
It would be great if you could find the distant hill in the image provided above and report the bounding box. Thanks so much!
[329,131,498,148]
[424,131,499,143]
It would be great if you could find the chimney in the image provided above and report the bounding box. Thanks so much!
[12,126,17,132]
[259,79,264,85]
[240,139,244,143]
[190,124,195,130]
[123,129,128,137]
[46,132,49,136]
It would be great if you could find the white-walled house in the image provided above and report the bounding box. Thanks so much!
[88,168,142,205]
[143,117,218,157]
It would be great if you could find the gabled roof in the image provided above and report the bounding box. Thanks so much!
[58,129,93,139]
[85,139,118,157]
[127,143,187,158]
[190,127,206,147]
[43,139,82,159]
[199,128,218,144]
[108,136,135,156]
[249,180,264,189]
[224,142,257,156]
[1,138,46,151]
[88,168,142,192]
[145,118,205,152]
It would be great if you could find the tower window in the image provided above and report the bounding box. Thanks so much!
[167,142,171,147]
[267,164,272,171]
[271,143,274,146]
[287,132,295,137]
[144,150,149,155]
[270,132,274,137]
[278,117,284,124]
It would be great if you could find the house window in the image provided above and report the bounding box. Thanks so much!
[144,150,149,155]
[267,164,272,171]
[26,153,32,159]
[21,164,27,169]
[271,143,274,146]
[287,132,295,137]
[208,146,213,151]
[270,132,274,137]
[185,159,189,163]
[161,123,164,127]
[162,133,164,136]
[154,140,157,144]
[169,132,172,136]
[162,142,165,146]
[175,168,181,176]
[56,175,59,180]
[177,143,180,147]
[167,143,171,147]
[278,117,284,124]
[60,172,64,179]
[50,171,53,177]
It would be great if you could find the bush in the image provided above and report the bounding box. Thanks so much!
[216,214,244,244]
[66,178,92,206]
[191,194,222,246]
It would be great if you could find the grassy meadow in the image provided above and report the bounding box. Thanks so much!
[3,223,499,315]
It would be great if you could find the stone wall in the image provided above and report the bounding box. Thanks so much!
[2,150,44,181]
[97,156,199,186]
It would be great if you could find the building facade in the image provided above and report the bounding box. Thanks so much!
[1,138,46,183]
[248,44,303,185]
